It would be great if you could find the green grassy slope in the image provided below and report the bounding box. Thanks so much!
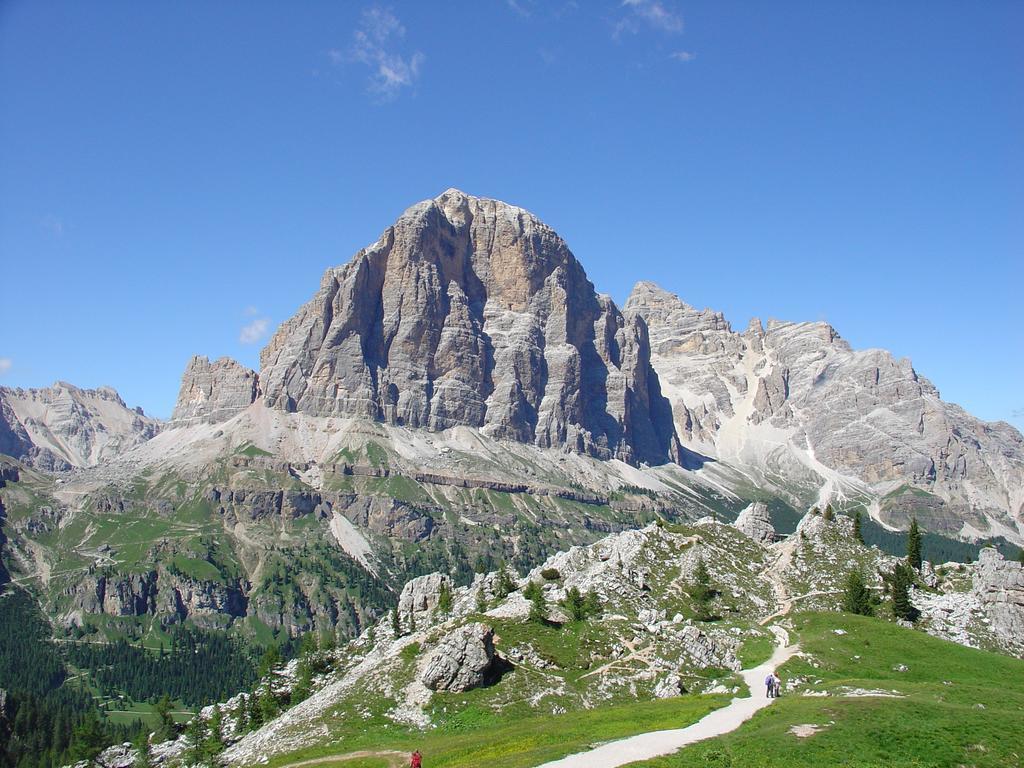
[634,612,1024,768]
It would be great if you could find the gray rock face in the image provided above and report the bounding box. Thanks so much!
[398,573,453,624]
[0,382,161,469]
[733,502,775,544]
[259,189,680,466]
[420,622,497,692]
[171,356,259,425]
[972,548,1024,643]
[627,281,1024,538]
[678,624,741,672]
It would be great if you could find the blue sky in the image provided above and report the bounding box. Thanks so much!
[1,1,1021,428]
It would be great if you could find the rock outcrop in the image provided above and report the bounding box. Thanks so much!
[733,502,776,544]
[420,622,497,692]
[626,281,1024,538]
[0,383,161,469]
[398,573,453,624]
[171,356,259,425]
[972,548,1024,643]
[258,189,681,466]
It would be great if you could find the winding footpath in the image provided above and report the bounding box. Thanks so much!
[532,625,799,768]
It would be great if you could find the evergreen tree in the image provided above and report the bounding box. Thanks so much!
[437,580,453,616]
[475,583,487,613]
[246,692,263,730]
[523,581,548,624]
[153,694,177,743]
[823,504,835,522]
[257,646,281,678]
[205,706,225,757]
[1018,548,1024,565]
[291,659,313,704]
[185,713,210,766]
[842,570,874,616]
[887,563,920,623]
[853,510,864,544]
[690,557,715,621]
[132,730,152,768]
[391,606,401,637]
[68,711,106,762]
[907,517,923,571]
[495,563,517,598]
[562,586,587,622]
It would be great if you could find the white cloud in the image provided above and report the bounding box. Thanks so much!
[0,358,11,376]
[506,0,533,16]
[343,7,424,100]
[240,318,269,345]
[670,50,696,62]
[40,214,64,237]
[616,0,683,38]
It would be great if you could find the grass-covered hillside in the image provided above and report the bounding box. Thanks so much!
[636,612,1024,768]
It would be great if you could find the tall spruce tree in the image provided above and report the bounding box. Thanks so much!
[853,510,864,544]
[842,570,874,616]
[888,563,920,623]
[907,517,923,570]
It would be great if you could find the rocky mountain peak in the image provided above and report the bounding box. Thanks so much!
[171,356,260,426]
[0,382,161,470]
[257,190,681,465]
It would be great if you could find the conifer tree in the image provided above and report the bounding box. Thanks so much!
[842,570,873,616]
[907,517,923,571]
[185,713,210,766]
[690,557,714,621]
[853,510,864,544]
[476,583,487,613]
[154,694,177,742]
[437,580,453,615]
[391,606,401,637]
[887,563,920,623]
[524,581,547,624]
[206,706,225,756]
[132,730,152,768]
[823,504,835,522]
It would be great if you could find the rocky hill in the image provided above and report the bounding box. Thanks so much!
[256,189,680,466]
[0,382,161,470]
[626,281,1024,540]
[89,507,1024,767]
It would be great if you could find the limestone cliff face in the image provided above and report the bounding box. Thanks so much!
[626,281,1024,536]
[258,190,680,465]
[0,383,161,469]
[171,356,260,426]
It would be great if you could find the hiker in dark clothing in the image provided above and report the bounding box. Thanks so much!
[765,671,775,698]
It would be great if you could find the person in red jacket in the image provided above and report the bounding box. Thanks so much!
[410,750,422,768]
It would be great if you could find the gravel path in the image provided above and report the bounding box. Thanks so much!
[532,626,798,768]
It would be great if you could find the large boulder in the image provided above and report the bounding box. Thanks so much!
[972,548,1024,643]
[398,573,453,624]
[420,623,497,692]
[733,502,775,544]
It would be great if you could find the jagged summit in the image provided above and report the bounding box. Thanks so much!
[627,282,1024,537]
[0,381,161,470]
[256,190,681,466]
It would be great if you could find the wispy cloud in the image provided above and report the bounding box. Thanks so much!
[669,50,696,62]
[40,214,64,237]
[240,317,269,345]
[1012,408,1024,419]
[0,358,11,376]
[615,0,683,38]
[506,0,533,17]
[343,7,424,100]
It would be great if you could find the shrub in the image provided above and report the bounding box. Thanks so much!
[541,568,561,581]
